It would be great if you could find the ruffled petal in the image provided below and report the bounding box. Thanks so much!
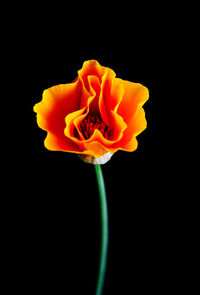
[87,75,101,113]
[78,76,91,109]
[107,111,127,141]
[83,141,109,158]
[103,77,124,112]
[99,68,116,126]
[78,60,106,92]
[83,129,110,158]
[117,80,149,125]
[44,132,83,153]
[64,108,87,148]
[112,107,147,152]
[33,80,82,135]
[111,80,148,152]
[33,80,86,153]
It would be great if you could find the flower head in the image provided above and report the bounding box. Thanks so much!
[33,60,149,164]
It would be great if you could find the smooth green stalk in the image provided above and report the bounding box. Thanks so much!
[95,164,109,295]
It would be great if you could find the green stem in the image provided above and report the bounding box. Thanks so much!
[95,164,109,295]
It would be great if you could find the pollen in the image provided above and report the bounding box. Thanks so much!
[80,114,109,139]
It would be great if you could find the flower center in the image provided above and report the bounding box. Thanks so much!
[80,114,109,139]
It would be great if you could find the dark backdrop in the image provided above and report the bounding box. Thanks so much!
[3,3,171,295]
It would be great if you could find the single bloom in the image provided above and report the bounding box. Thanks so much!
[33,60,149,164]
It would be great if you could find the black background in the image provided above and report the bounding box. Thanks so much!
[3,3,179,295]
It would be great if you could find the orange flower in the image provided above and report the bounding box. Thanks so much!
[33,60,149,164]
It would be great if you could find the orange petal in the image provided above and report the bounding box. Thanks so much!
[78,76,91,109]
[44,132,83,153]
[103,77,124,112]
[87,75,101,113]
[83,141,109,158]
[73,112,89,141]
[99,68,116,126]
[64,108,87,148]
[33,80,82,135]
[83,129,110,158]
[78,60,106,92]
[33,80,87,153]
[117,80,149,125]
[112,107,147,152]
[107,111,127,141]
